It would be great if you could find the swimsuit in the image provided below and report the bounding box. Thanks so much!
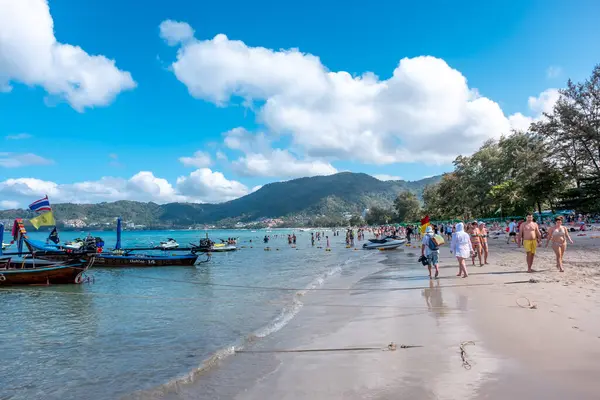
[470,232,481,248]
[523,239,537,254]
[551,227,567,248]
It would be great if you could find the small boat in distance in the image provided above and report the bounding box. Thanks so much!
[362,236,406,250]
[1,242,10,251]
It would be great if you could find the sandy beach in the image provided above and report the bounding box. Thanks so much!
[160,233,600,400]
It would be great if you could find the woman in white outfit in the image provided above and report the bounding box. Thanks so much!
[451,222,473,278]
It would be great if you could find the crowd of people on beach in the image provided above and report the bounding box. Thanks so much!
[259,211,597,280]
[413,213,590,279]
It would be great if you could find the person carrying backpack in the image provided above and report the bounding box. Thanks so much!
[421,225,440,279]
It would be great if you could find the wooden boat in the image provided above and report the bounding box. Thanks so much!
[18,218,202,267]
[0,257,93,286]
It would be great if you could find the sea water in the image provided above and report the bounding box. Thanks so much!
[0,229,373,400]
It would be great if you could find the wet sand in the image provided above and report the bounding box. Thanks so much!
[155,234,600,399]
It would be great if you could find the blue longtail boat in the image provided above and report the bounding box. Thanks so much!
[19,218,205,267]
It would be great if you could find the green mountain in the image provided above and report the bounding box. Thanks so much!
[0,172,439,228]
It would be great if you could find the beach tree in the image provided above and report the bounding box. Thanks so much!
[393,191,421,222]
[365,206,394,225]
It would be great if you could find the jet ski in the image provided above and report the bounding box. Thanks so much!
[210,243,237,252]
[363,236,406,250]
[159,238,179,250]
[64,238,85,250]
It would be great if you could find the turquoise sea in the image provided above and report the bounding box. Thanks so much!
[0,229,385,400]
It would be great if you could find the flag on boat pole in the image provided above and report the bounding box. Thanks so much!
[29,195,52,213]
[420,215,431,234]
[30,212,56,230]
[48,227,60,244]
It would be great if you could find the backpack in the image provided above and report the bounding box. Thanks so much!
[427,235,439,251]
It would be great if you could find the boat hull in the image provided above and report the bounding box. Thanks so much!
[0,258,91,286]
[92,254,199,267]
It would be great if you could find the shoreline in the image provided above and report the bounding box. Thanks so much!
[153,235,600,399]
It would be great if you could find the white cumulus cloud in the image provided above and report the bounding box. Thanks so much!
[223,127,337,178]
[508,88,560,131]
[374,174,403,181]
[0,200,19,210]
[159,20,196,46]
[0,0,136,110]
[0,169,250,207]
[0,152,54,168]
[176,168,249,203]
[161,23,555,165]
[179,150,212,168]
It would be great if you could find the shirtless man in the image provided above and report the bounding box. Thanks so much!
[518,213,542,273]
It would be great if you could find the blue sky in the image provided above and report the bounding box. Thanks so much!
[1,0,599,208]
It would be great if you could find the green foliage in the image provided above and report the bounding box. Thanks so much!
[394,191,421,222]
[365,206,394,225]
[348,215,364,227]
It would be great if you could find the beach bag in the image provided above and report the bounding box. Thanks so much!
[427,235,439,251]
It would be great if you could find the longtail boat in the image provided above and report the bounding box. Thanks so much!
[0,257,93,286]
[11,218,205,267]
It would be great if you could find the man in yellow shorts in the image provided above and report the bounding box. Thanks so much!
[518,213,542,273]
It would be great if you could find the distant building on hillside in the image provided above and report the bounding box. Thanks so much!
[63,219,87,228]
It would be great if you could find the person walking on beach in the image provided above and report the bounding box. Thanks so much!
[479,222,489,264]
[406,225,414,243]
[446,224,453,241]
[545,216,574,272]
[467,222,483,267]
[450,222,473,278]
[518,213,542,273]
[507,219,517,244]
[421,226,440,279]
